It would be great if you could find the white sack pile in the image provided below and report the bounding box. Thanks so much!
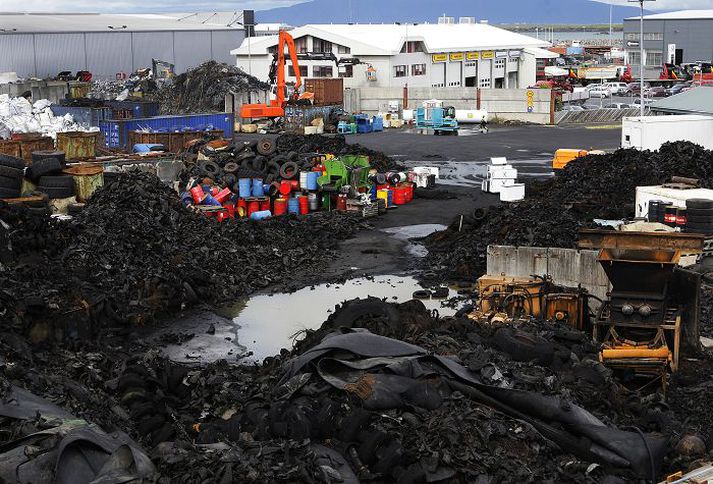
[0,95,98,140]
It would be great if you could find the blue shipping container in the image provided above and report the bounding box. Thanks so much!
[99,113,235,149]
[106,100,160,119]
[51,106,112,127]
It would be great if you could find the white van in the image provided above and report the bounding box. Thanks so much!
[605,82,628,95]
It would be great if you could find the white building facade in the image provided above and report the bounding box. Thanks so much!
[232,23,553,90]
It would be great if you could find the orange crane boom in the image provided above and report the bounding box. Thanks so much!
[241,30,304,119]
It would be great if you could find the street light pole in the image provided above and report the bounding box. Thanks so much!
[629,0,655,118]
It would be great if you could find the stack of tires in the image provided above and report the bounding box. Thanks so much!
[26,151,75,200]
[0,154,25,199]
[685,198,713,234]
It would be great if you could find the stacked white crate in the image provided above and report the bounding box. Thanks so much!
[481,157,525,201]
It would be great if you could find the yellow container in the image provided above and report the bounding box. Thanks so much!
[63,164,104,202]
[377,189,390,208]
[68,83,90,99]
[552,149,588,170]
[56,132,99,160]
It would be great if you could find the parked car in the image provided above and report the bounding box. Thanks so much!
[562,105,585,112]
[625,82,651,95]
[603,102,629,109]
[665,82,691,96]
[629,98,653,108]
[648,86,667,97]
[605,82,628,95]
[587,86,612,98]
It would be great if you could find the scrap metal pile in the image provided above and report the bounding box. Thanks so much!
[1,298,709,482]
[424,141,713,281]
[156,61,270,115]
[0,170,367,339]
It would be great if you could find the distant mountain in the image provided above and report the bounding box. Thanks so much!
[258,0,646,25]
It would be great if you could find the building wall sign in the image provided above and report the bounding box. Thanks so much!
[467,52,480,60]
[508,50,522,58]
[481,51,494,59]
[450,52,465,61]
[432,54,448,63]
[495,51,508,58]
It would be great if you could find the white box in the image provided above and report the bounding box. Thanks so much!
[488,178,516,193]
[481,180,489,192]
[500,183,525,202]
[490,157,507,165]
[635,186,713,218]
[488,167,518,179]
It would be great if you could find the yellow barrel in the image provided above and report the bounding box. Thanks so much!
[56,132,99,160]
[63,164,104,202]
[377,189,390,208]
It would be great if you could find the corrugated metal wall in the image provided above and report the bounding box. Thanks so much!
[0,29,244,79]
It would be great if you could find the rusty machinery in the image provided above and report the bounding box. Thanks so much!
[578,229,704,391]
[471,274,589,330]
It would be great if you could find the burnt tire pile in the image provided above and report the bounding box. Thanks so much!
[0,151,74,200]
[0,155,24,198]
[424,141,713,280]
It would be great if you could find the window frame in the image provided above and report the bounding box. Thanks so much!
[411,64,426,76]
[394,65,408,78]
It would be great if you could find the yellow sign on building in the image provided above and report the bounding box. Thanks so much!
[450,52,465,62]
[432,54,448,63]
[467,52,480,60]
[481,51,494,59]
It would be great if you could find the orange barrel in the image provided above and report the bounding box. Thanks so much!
[273,198,287,216]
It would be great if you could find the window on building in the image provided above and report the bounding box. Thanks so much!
[339,65,353,78]
[288,65,308,77]
[294,37,308,54]
[400,41,425,53]
[495,58,505,68]
[411,64,426,76]
[624,32,640,41]
[646,50,663,66]
[313,39,332,53]
[479,78,491,88]
[628,51,641,65]
[337,44,351,54]
[643,32,664,41]
[312,66,333,77]
[394,65,408,78]
[268,46,277,54]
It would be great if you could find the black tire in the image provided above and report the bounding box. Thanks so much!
[137,414,165,435]
[684,208,713,217]
[493,327,554,365]
[432,287,449,298]
[286,151,298,161]
[279,161,299,180]
[223,162,238,174]
[375,173,387,185]
[0,165,23,179]
[0,175,22,189]
[270,154,288,165]
[27,207,50,217]
[686,199,713,210]
[0,154,25,169]
[38,175,74,189]
[235,151,255,162]
[222,173,237,188]
[26,158,62,183]
[32,150,65,164]
[37,184,74,199]
[473,208,487,221]
[266,161,281,175]
[686,215,713,224]
[412,290,431,299]
[331,297,401,328]
[198,160,221,176]
[0,187,21,198]
[256,137,276,156]
[251,156,268,173]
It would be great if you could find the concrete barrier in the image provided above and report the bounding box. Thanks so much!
[0,80,69,103]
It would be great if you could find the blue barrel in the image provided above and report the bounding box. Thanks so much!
[306,172,319,191]
[252,178,264,197]
[250,210,272,221]
[288,197,300,215]
[370,184,377,200]
[387,190,393,207]
[202,194,222,207]
[180,192,193,207]
[238,178,251,198]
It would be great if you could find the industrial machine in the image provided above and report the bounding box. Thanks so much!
[578,229,704,391]
[415,105,459,135]
[470,274,589,331]
[240,31,312,119]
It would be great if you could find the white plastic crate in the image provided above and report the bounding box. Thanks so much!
[500,183,525,202]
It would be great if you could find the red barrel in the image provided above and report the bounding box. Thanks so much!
[247,198,260,217]
[259,198,270,211]
[211,187,219,196]
[214,187,232,204]
[288,180,300,190]
[222,203,235,218]
[393,186,407,205]
[405,182,414,201]
[336,194,348,211]
[190,185,205,204]
[216,209,229,223]
[279,181,292,196]
[299,195,309,215]
[273,198,287,216]
[237,198,247,218]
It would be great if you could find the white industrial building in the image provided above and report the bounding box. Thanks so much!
[231,20,556,90]
[0,11,252,79]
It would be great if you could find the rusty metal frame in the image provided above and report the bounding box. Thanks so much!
[578,229,704,253]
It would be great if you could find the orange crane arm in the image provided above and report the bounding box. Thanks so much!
[275,31,303,107]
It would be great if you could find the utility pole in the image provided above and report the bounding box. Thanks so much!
[629,0,655,117]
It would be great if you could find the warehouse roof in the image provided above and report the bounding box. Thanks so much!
[0,11,247,33]
[650,87,713,115]
[626,9,713,21]
[231,23,550,57]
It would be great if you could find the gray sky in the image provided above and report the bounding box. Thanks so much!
[2,0,708,14]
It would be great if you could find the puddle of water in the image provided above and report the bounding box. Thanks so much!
[380,223,446,257]
[233,275,457,363]
[401,159,553,188]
